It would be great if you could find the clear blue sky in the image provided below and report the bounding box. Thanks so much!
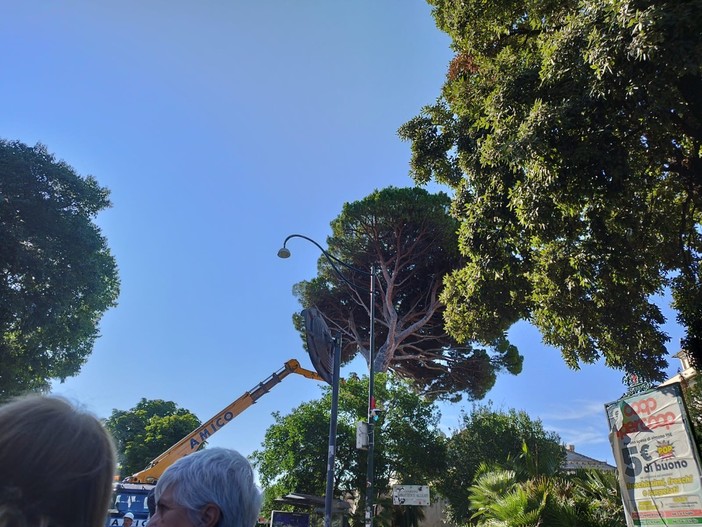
[1,1,683,470]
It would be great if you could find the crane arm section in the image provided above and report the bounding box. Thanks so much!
[126,359,321,484]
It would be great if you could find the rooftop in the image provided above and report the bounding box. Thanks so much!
[563,444,615,472]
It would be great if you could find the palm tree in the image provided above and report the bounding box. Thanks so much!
[571,470,626,527]
[462,440,626,526]
[469,465,581,527]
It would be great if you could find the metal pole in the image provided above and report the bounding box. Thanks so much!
[277,235,375,527]
[365,264,376,527]
[324,335,342,527]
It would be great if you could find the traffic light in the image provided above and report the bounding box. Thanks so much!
[369,397,384,422]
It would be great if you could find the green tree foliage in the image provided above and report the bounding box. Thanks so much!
[292,186,522,401]
[252,399,356,514]
[398,0,702,381]
[469,468,577,527]
[682,377,702,454]
[571,469,626,527]
[104,398,201,477]
[468,466,625,527]
[0,140,120,398]
[438,404,564,523]
[251,374,446,526]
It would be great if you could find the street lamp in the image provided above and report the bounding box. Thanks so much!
[278,234,377,527]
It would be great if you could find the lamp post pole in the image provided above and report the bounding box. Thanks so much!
[278,234,376,527]
[324,333,341,527]
[365,264,376,527]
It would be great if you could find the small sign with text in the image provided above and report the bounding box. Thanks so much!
[392,485,430,506]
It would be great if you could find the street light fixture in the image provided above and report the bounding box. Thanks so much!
[278,234,377,527]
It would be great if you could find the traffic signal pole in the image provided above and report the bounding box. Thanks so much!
[365,264,376,527]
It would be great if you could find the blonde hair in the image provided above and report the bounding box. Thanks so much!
[0,395,116,527]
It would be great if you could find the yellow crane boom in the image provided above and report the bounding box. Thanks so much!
[125,359,321,484]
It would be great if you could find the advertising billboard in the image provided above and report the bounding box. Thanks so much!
[606,383,702,526]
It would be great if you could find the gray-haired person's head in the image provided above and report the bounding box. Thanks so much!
[155,448,261,527]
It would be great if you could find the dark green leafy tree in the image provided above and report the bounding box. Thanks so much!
[104,398,201,477]
[251,374,446,526]
[251,399,356,514]
[0,140,120,398]
[682,377,702,455]
[438,404,564,524]
[293,186,522,401]
[399,0,702,381]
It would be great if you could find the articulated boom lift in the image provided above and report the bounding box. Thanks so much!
[106,360,321,527]
[126,359,321,484]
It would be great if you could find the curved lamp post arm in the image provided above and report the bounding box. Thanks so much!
[279,233,372,292]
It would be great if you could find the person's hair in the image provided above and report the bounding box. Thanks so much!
[0,395,117,527]
[155,448,261,527]
[147,489,156,517]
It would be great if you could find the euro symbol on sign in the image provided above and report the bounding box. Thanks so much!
[641,444,652,461]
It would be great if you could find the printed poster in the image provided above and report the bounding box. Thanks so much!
[606,383,702,526]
